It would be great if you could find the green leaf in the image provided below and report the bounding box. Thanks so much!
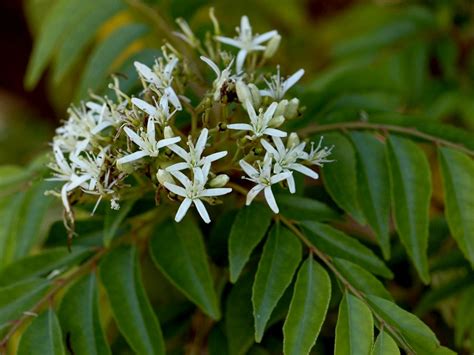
[350,132,391,259]
[149,218,220,319]
[100,246,165,355]
[25,0,88,88]
[225,273,255,355]
[438,147,474,267]
[371,331,399,355]
[52,0,125,83]
[386,135,431,283]
[0,247,91,286]
[75,23,149,100]
[0,279,50,328]
[59,273,110,355]
[333,258,392,300]
[276,194,339,222]
[0,165,30,190]
[252,224,301,342]
[455,287,474,347]
[320,133,365,223]
[103,199,135,246]
[301,221,393,278]
[229,203,273,283]
[335,292,373,355]
[18,308,65,355]
[283,257,331,355]
[367,295,440,353]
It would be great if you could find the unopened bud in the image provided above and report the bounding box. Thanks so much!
[287,132,300,148]
[156,169,174,186]
[236,80,252,105]
[285,98,300,119]
[116,160,135,174]
[264,34,281,59]
[209,174,230,188]
[269,115,285,128]
[248,83,262,108]
[163,126,174,139]
[274,99,288,117]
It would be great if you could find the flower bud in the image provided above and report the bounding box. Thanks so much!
[269,115,285,128]
[248,83,262,108]
[264,34,281,59]
[287,132,300,148]
[156,169,174,186]
[163,126,175,139]
[236,80,252,105]
[285,98,300,119]
[209,174,230,188]
[116,160,135,174]
[274,99,288,117]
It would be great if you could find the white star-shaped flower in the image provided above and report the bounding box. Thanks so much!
[215,16,278,72]
[307,137,334,166]
[167,128,227,172]
[260,67,305,101]
[116,119,180,164]
[228,100,287,139]
[131,96,176,126]
[134,56,182,110]
[239,154,291,213]
[164,164,232,223]
[261,136,318,193]
[200,56,236,101]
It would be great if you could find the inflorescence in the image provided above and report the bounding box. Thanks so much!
[48,11,334,226]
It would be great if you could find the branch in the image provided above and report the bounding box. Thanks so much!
[0,249,106,352]
[300,121,474,157]
[278,215,416,354]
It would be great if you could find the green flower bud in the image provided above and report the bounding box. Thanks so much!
[164,126,175,139]
[287,132,300,148]
[209,174,230,188]
[274,99,289,117]
[285,98,300,119]
[269,115,285,128]
[156,169,174,186]
[264,34,281,59]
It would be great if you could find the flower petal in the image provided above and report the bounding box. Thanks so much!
[215,36,244,48]
[124,127,147,150]
[291,163,319,179]
[239,159,258,177]
[132,97,157,116]
[270,171,292,184]
[175,198,192,222]
[203,151,227,163]
[195,128,208,158]
[164,182,187,197]
[156,136,181,149]
[227,123,253,131]
[236,49,248,73]
[200,56,220,77]
[134,61,159,84]
[246,184,264,205]
[168,170,191,187]
[116,150,149,164]
[263,128,287,138]
[260,138,279,158]
[168,144,189,160]
[254,30,278,44]
[282,69,304,94]
[194,199,211,223]
[200,187,232,197]
[264,186,279,213]
[166,162,189,172]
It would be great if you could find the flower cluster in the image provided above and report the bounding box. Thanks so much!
[48,10,333,226]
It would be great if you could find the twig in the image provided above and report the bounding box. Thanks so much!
[300,121,474,157]
[278,215,416,354]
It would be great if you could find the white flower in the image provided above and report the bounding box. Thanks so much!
[215,16,278,72]
[200,56,235,101]
[307,137,334,166]
[239,154,291,213]
[164,164,232,223]
[260,67,304,101]
[228,100,287,139]
[134,57,182,110]
[131,96,176,126]
[167,128,227,172]
[261,136,318,193]
[116,119,180,164]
